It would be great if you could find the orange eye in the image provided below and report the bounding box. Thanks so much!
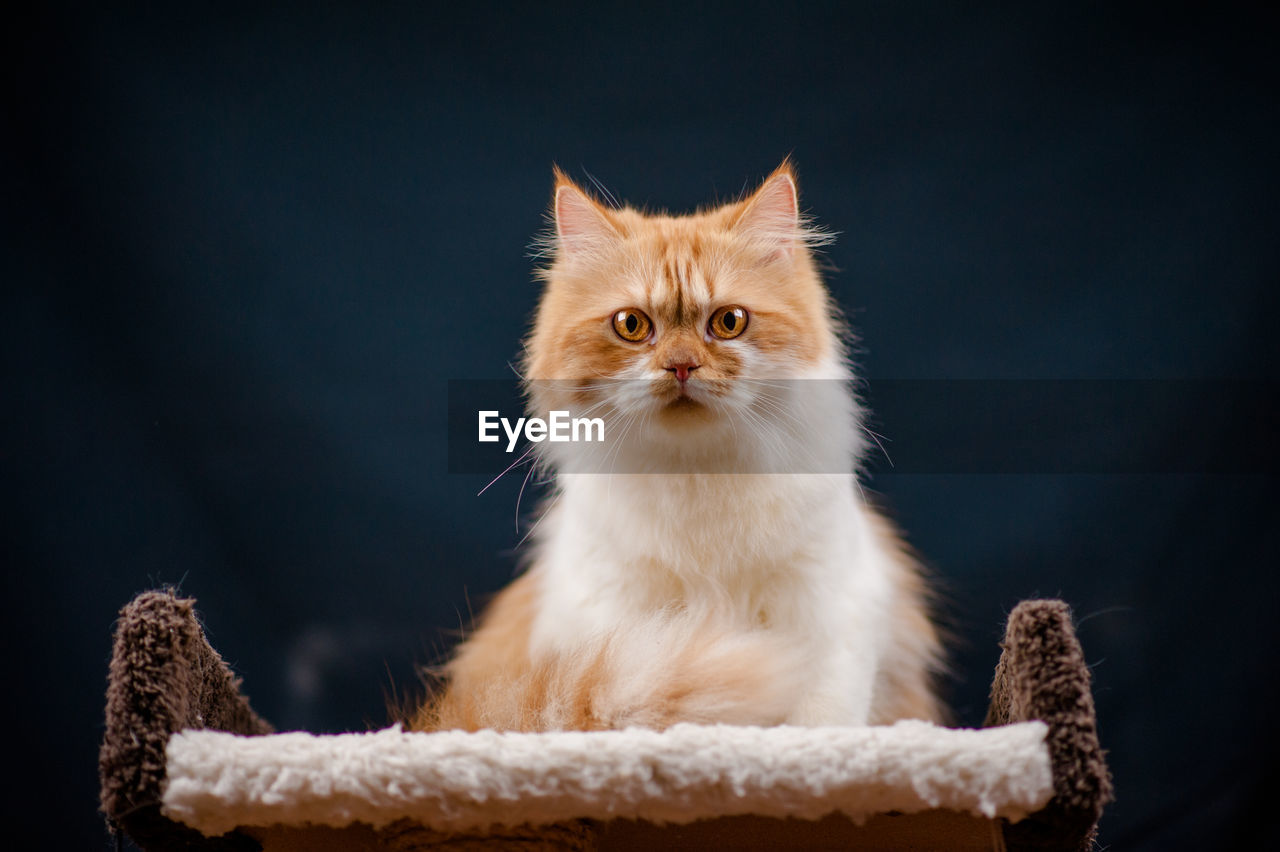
[708,305,749,339]
[612,308,653,342]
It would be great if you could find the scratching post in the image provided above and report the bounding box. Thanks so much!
[985,600,1113,851]
[101,591,1109,851]
[100,591,273,850]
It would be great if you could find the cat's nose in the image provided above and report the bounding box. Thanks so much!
[665,361,700,383]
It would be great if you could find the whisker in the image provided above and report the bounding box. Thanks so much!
[516,490,562,548]
[581,167,621,209]
[862,425,894,468]
[515,453,539,533]
[478,442,537,496]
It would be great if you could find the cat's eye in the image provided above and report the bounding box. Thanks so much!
[708,306,749,339]
[612,308,653,342]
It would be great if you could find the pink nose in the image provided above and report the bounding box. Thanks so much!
[665,362,699,382]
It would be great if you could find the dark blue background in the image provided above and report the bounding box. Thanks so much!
[7,3,1277,848]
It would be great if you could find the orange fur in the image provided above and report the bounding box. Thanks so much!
[415,163,944,732]
[420,568,817,732]
[526,162,834,385]
[863,511,950,725]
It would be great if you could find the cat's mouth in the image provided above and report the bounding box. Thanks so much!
[653,388,720,429]
[646,373,740,425]
[657,379,707,406]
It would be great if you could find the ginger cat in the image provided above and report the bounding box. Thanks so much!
[415,162,944,732]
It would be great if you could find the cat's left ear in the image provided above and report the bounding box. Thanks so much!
[733,162,802,257]
[552,167,621,259]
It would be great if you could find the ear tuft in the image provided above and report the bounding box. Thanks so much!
[734,163,802,254]
[553,169,619,257]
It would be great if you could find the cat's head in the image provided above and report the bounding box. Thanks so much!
[524,162,858,471]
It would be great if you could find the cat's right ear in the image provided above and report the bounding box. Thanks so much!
[553,168,620,258]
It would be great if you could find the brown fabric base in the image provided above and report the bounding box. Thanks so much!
[985,599,1113,851]
[380,818,598,851]
[242,812,1005,851]
[599,811,1006,851]
[100,589,273,851]
[241,823,385,852]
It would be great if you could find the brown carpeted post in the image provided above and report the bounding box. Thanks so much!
[100,589,274,852]
[985,599,1113,852]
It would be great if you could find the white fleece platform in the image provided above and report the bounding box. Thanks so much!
[162,720,1054,837]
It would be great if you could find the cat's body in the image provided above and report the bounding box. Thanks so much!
[416,163,943,732]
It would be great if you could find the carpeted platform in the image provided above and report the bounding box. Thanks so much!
[100,591,1110,850]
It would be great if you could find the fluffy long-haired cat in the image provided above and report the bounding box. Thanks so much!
[415,161,944,732]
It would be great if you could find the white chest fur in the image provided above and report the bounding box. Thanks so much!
[528,472,895,724]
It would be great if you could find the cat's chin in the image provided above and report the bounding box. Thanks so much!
[652,394,720,430]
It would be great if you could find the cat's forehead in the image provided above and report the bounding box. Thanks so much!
[638,243,715,325]
[615,209,742,315]
[616,203,736,245]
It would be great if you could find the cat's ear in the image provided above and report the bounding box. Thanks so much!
[553,167,620,258]
[733,162,802,257]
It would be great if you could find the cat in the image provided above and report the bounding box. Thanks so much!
[415,161,944,732]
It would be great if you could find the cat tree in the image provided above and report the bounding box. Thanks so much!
[100,590,1110,851]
